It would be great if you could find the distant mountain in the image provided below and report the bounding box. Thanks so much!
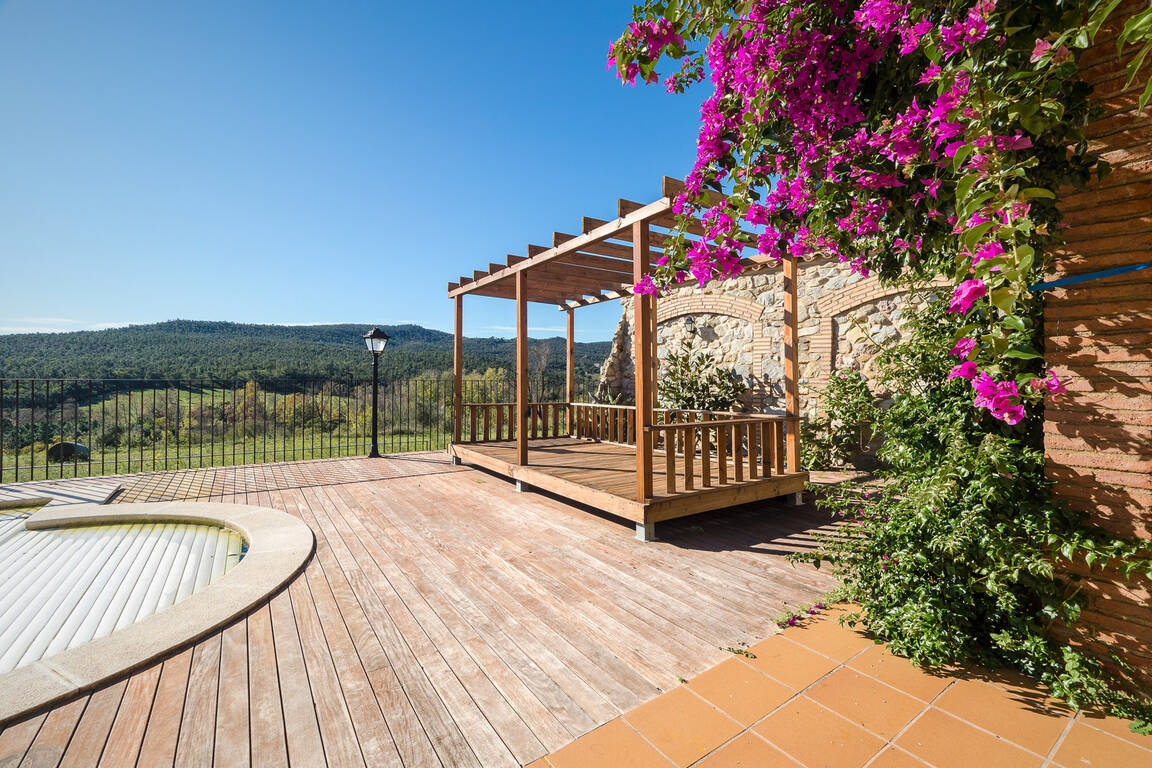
[0,320,610,383]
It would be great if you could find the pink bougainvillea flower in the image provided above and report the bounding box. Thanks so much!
[898,19,934,55]
[633,274,658,295]
[854,0,911,36]
[995,132,1033,151]
[995,403,1026,424]
[1031,369,1067,395]
[1031,38,1052,62]
[948,279,987,313]
[950,337,977,356]
[944,140,967,157]
[922,177,942,199]
[917,63,942,84]
[949,361,979,380]
[972,241,1006,264]
[972,373,998,408]
[745,203,770,226]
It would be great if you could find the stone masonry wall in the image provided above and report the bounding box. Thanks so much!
[596,256,942,416]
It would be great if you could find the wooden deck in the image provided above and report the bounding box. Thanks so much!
[450,437,810,528]
[0,454,837,768]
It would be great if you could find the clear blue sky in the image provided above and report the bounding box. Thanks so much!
[0,0,704,342]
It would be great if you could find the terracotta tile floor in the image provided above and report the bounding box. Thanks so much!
[526,607,1152,768]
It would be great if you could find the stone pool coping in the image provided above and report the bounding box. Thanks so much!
[0,501,314,726]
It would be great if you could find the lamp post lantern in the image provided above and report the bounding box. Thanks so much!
[363,327,390,458]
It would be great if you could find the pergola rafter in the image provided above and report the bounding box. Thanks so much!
[446,176,806,540]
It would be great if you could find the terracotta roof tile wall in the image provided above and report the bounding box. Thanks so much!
[1047,0,1152,691]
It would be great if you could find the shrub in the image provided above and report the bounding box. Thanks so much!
[801,370,876,470]
[793,292,1152,727]
[658,343,748,411]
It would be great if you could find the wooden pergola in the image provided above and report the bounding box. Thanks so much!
[447,177,807,540]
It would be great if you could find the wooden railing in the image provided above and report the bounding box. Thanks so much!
[571,402,637,444]
[648,410,801,495]
[458,402,567,443]
[455,401,802,498]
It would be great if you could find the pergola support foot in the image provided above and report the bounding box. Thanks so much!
[636,522,656,542]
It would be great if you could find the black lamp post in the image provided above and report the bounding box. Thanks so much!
[363,327,390,458]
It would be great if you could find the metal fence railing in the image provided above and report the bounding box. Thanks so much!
[0,375,591,483]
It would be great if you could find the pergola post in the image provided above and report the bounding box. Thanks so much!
[565,308,575,435]
[783,255,801,488]
[516,270,529,466]
[452,294,463,449]
[633,221,654,503]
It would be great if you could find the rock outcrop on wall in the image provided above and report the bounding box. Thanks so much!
[596,255,941,415]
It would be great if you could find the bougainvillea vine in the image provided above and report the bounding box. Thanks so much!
[607,0,1150,426]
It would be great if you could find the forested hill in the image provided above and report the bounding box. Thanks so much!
[0,320,611,382]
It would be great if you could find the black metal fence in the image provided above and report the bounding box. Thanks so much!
[0,374,589,483]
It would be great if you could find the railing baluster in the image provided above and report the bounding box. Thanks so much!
[748,420,759,479]
[701,419,712,487]
[664,427,676,494]
[717,424,728,485]
[684,423,695,491]
[482,404,490,442]
[774,421,786,475]
[733,424,743,483]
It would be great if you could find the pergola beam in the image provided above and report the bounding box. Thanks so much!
[553,233,645,262]
[448,196,673,299]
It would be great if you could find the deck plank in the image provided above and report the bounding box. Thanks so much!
[174,631,221,768]
[244,605,287,768]
[100,663,161,768]
[266,591,326,767]
[18,696,85,768]
[135,648,193,767]
[57,681,127,768]
[0,714,45,768]
[213,621,249,768]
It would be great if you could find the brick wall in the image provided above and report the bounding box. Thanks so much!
[1047,1,1152,691]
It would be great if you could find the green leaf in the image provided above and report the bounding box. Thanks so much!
[963,222,997,250]
[1002,315,1027,333]
[1086,0,1124,39]
[1019,187,1056,200]
[1017,246,1035,275]
[1002,347,1043,360]
[990,288,1017,315]
[1139,74,1152,114]
[951,144,975,173]
[956,173,981,205]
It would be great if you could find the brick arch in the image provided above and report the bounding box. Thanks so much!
[809,276,949,378]
[812,276,944,319]
[656,294,765,325]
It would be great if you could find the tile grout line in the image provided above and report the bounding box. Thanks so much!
[614,714,683,768]
[1076,714,1152,754]
[778,620,1091,764]
[673,679,805,768]
[859,678,958,767]
[1040,710,1078,768]
[923,704,1069,762]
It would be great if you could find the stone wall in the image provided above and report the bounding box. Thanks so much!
[596,255,942,416]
